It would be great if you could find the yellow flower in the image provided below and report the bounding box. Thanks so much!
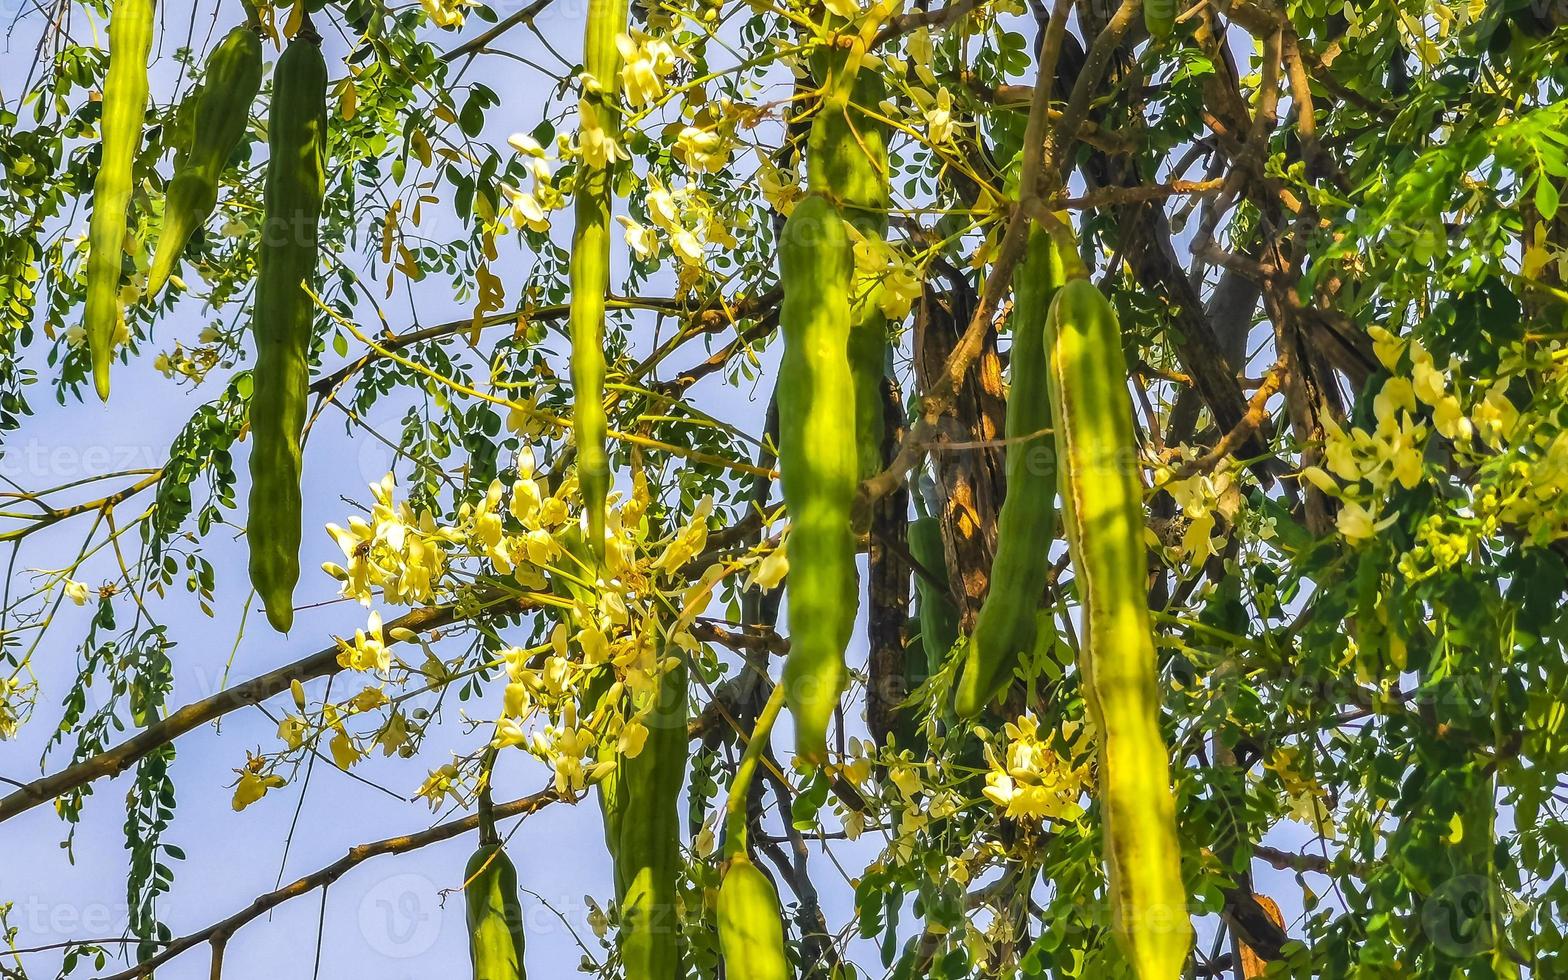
[336,611,392,673]
[906,28,937,86]
[1376,413,1426,490]
[1411,350,1447,406]
[503,681,531,718]
[1297,465,1341,497]
[617,719,649,758]
[880,256,922,320]
[671,227,704,264]
[755,151,802,212]
[232,770,286,812]
[617,216,657,257]
[981,715,1087,823]
[1335,499,1392,543]
[654,496,713,573]
[647,184,681,230]
[617,31,678,108]
[888,764,923,802]
[1433,394,1472,442]
[1321,417,1365,482]
[493,717,529,749]
[1366,325,1404,371]
[349,686,388,713]
[63,579,91,605]
[416,763,460,810]
[1373,377,1416,426]
[418,0,471,28]
[277,715,307,750]
[575,101,621,170]
[502,185,551,233]
[921,87,956,144]
[1473,383,1518,448]
[508,133,545,157]
[330,731,362,770]
[677,126,730,174]
[746,543,789,590]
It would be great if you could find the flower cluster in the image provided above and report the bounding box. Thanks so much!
[1302,327,1521,544]
[500,134,563,235]
[981,715,1088,823]
[1155,456,1242,566]
[618,30,680,109]
[618,180,741,269]
[323,473,463,606]
[418,0,474,29]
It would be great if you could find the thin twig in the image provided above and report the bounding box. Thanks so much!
[91,787,565,980]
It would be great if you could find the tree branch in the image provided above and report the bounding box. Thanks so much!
[0,599,534,825]
[440,0,557,62]
[90,786,564,980]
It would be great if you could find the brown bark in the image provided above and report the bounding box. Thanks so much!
[913,283,1006,632]
[867,373,911,745]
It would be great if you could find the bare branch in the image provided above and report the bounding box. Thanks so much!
[91,786,564,980]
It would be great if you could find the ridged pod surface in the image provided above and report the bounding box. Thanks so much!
[777,193,859,764]
[954,224,1071,717]
[465,842,527,980]
[718,856,790,980]
[248,30,327,634]
[147,24,264,298]
[808,50,889,480]
[85,0,156,400]
[717,683,790,980]
[598,658,687,979]
[568,0,630,560]
[1046,278,1189,978]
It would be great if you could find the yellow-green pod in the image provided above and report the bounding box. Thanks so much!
[777,193,859,764]
[147,23,264,298]
[248,29,327,633]
[1146,0,1176,38]
[1047,278,1190,978]
[908,514,959,677]
[567,0,630,560]
[599,657,687,979]
[85,0,157,399]
[718,855,791,980]
[954,223,1071,717]
[465,842,527,980]
[809,59,890,481]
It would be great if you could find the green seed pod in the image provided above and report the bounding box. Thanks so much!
[147,24,264,299]
[1145,0,1176,38]
[248,29,327,634]
[599,657,687,979]
[908,515,959,678]
[777,193,859,764]
[1047,278,1190,978]
[809,56,889,482]
[568,0,630,560]
[465,842,528,980]
[954,224,1071,717]
[717,682,790,979]
[718,855,791,980]
[85,0,156,400]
